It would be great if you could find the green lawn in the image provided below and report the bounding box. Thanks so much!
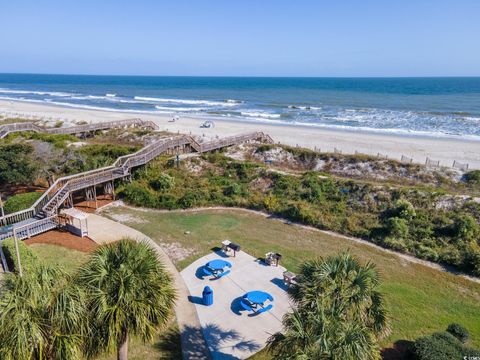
[29,243,89,271]
[102,206,480,350]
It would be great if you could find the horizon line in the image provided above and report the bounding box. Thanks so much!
[1,72,480,79]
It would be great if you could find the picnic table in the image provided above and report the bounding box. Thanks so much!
[244,291,273,305]
[207,259,232,271]
[240,290,274,314]
[203,259,232,279]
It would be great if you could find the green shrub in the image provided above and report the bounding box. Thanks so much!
[149,173,175,191]
[223,182,242,196]
[451,214,480,242]
[3,192,43,214]
[447,323,469,343]
[178,191,199,209]
[29,132,78,148]
[383,237,408,252]
[411,331,480,360]
[119,182,157,208]
[1,238,39,272]
[464,170,480,185]
[392,199,416,219]
[386,217,409,238]
[0,143,38,185]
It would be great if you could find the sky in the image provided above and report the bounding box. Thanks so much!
[0,0,479,77]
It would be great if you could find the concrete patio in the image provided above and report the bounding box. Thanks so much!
[181,249,292,360]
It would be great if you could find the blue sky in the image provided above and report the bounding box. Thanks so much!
[0,1,479,77]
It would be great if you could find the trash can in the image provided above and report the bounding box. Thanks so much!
[202,286,213,306]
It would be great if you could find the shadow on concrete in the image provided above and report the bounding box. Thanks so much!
[180,325,213,360]
[255,258,270,267]
[196,265,209,280]
[230,296,247,316]
[270,277,289,291]
[188,295,205,305]
[211,246,230,258]
[202,323,261,359]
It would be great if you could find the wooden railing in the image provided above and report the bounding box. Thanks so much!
[12,216,60,240]
[0,118,158,139]
[0,130,273,238]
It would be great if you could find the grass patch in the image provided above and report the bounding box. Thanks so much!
[102,206,480,349]
[102,322,182,360]
[28,243,89,271]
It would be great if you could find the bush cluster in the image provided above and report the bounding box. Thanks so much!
[118,153,480,276]
[3,192,43,214]
[410,324,478,360]
[1,238,38,272]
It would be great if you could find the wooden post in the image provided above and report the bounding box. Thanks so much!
[93,185,98,209]
[13,230,23,277]
[0,194,5,226]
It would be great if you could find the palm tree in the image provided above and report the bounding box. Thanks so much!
[267,252,389,359]
[0,264,87,360]
[79,238,176,360]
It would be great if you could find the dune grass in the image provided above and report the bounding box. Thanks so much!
[102,206,480,349]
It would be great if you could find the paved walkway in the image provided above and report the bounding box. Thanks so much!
[86,213,211,360]
[181,250,291,360]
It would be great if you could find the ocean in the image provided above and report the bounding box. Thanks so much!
[1,74,480,139]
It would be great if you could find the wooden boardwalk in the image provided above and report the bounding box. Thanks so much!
[0,122,273,241]
[0,118,158,139]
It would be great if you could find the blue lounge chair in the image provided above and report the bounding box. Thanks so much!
[256,304,273,314]
[240,299,253,312]
[216,269,230,278]
[203,267,214,277]
[266,294,274,302]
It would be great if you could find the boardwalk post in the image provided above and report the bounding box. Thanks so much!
[12,229,23,277]
[0,194,5,226]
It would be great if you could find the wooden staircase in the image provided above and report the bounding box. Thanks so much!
[0,129,273,240]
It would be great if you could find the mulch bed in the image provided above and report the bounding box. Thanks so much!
[24,229,98,253]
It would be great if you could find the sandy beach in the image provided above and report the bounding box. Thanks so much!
[1,99,480,169]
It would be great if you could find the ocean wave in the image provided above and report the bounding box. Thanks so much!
[43,100,162,114]
[0,88,73,97]
[134,96,239,107]
[0,96,51,104]
[288,105,322,110]
[154,106,207,112]
[240,111,281,119]
[106,93,116,97]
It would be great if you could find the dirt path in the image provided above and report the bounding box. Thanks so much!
[99,202,480,285]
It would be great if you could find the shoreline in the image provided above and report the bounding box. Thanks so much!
[1,98,480,169]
